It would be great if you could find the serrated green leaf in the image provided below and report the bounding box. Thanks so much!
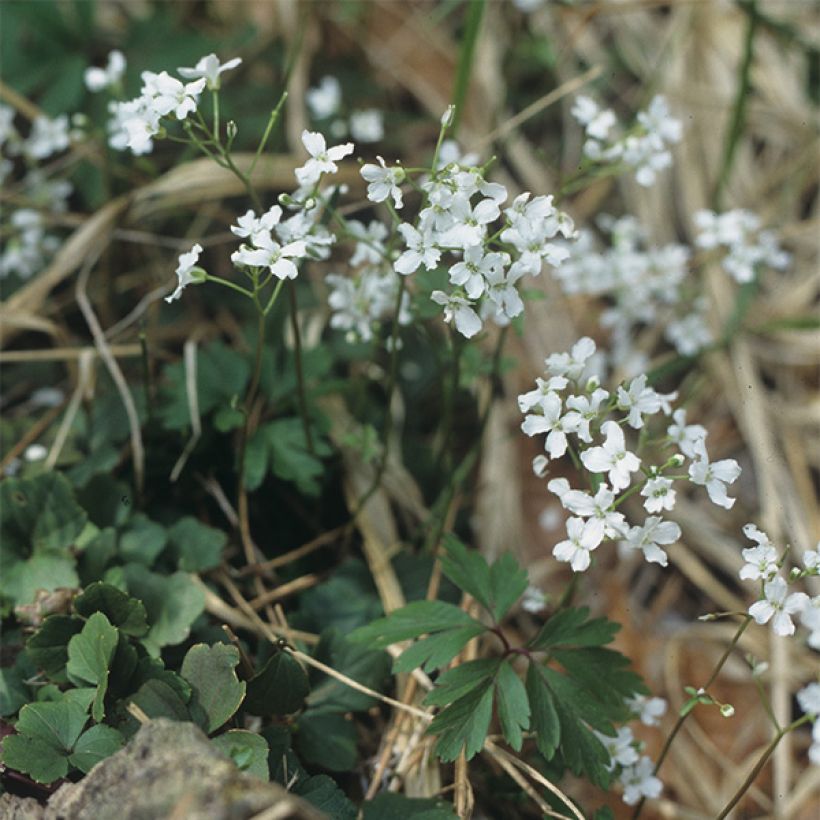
[423,659,500,708]
[1,733,68,783]
[349,600,481,647]
[428,680,494,762]
[362,793,458,819]
[66,612,118,721]
[530,607,619,651]
[15,699,88,751]
[27,615,83,679]
[167,516,227,572]
[264,418,331,497]
[118,513,167,566]
[295,711,358,772]
[122,565,204,655]
[68,724,124,773]
[439,535,492,612]
[526,662,559,759]
[495,661,530,751]
[294,774,357,820]
[130,679,190,722]
[180,643,246,734]
[393,624,486,674]
[487,553,529,622]
[552,647,645,713]
[73,582,148,637]
[245,651,309,716]
[211,729,269,779]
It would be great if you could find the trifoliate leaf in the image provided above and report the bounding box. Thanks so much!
[180,643,246,734]
[1,733,68,783]
[495,660,530,752]
[526,662,559,759]
[167,516,227,572]
[552,647,645,713]
[66,612,118,722]
[362,793,458,819]
[26,615,82,680]
[122,564,205,655]
[294,775,357,820]
[15,698,88,751]
[118,513,167,566]
[295,711,358,772]
[428,679,494,762]
[245,651,309,716]
[73,582,148,637]
[68,724,124,773]
[211,729,269,779]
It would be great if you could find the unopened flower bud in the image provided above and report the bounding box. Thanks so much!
[226,120,238,141]
[441,105,455,128]
[720,703,735,718]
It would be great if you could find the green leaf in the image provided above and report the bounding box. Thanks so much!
[530,607,619,651]
[487,553,528,623]
[393,624,486,674]
[552,647,645,713]
[130,679,190,722]
[439,535,492,611]
[422,659,500,708]
[211,730,269,779]
[69,724,124,773]
[73,582,149,637]
[429,678,494,762]
[362,793,458,819]
[494,661,530,752]
[295,711,358,772]
[1,555,79,607]
[306,630,389,713]
[118,513,167,566]
[264,418,331,497]
[526,662,559,759]
[1,733,69,783]
[245,651,309,716]
[167,516,227,573]
[15,699,88,752]
[0,656,32,716]
[243,430,269,492]
[0,472,87,558]
[122,565,205,655]
[27,615,83,679]
[294,775,357,820]
[180,643,246,734]
[66,612,119,722]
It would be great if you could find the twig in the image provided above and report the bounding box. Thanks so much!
[170,339,201,482]
[44,349,94,471]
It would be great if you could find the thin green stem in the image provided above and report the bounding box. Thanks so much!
[287,281,314,454]
[449,0,486,138]
[263,277,286,316]
[212,89,220,142]
[631,615,753,819]
[249,91,288,179]
[715,715,812,820]
[204,274,255,299]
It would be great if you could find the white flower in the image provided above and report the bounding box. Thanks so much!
[621,516,680,567]
[688,438,741,509]
[580,420,641,492]
[594,726,639,770]
[553,517,604,572]
[739,524,779,581]
[748,576,809,637]
[547,479,627,540]
[349,109,384,143]
[438,194,500,249]
[85,50,126,92]
[521,393,578,459]
[143,71,206,120]
[800,596,820,649]
[165,243,205,303]
[24,443,48,462]
[306,76,342,120]
[563,388,609,443]
[231,205,283,243]
[449,246,507,300]
[394,223,440,274]
[619,756,662,806]
[667,408,706,459]
[626,694,667,727]
[798,683,820,716]
[521,585,546,614]
[517,376,569,413]
[232,233,306,280]
[641,476,676,513]
[803,546,819,571]
[571,96,617,142]
[617,374,676,429]
[25,115,70,159]
[430,291,481,338]
[178,54,242,90]
[360,156,404,209]
[294,130,354,187]
[810,720,820,766]
[545,337,597,382]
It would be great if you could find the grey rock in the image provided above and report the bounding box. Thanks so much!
[0,795,44,820]
[42,719,325,820]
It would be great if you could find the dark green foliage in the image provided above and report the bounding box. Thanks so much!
[245,651,309,716]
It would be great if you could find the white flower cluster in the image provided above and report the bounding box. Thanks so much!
[740,525,819,641]
[84,50,126,93]
[593,695,667,805]
[306,75,384,144]
[552,215,712,367]
[694,209,791,283]
[571,95,682,187]
[371,151,575,338]
[519,337,742,572]
[108,53,241,155]
[797,683,820,765]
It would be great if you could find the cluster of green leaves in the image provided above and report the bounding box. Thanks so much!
[351,536,646,788]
